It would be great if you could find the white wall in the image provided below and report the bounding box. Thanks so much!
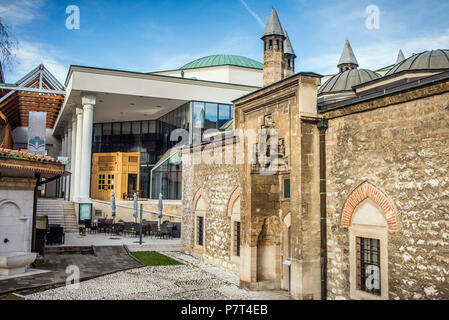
[154,65,263,87]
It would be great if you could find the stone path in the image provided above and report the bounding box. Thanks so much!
[25,251,291,300]
[0,246,144,295]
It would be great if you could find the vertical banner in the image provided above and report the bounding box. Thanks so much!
[28,111,47,155]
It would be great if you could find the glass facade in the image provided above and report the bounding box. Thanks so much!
[150,151,182,200]
[92,101,232,200]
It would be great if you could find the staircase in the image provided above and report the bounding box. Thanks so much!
[37,198,79,233]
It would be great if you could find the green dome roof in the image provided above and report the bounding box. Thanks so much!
[180,55,263,70]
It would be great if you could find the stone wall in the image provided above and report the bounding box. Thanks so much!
[324,89,449,299]
[181,139,241,275]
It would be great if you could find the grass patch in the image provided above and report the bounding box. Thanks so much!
[131,251,182,266]
[0,293,25,300]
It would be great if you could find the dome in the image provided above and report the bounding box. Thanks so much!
[318,69,381,94]
[386,49,449,76]
[180,55,263,70]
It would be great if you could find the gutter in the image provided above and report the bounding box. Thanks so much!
[317,118,329,300]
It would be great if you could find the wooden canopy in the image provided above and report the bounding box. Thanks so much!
[0,64,65,130]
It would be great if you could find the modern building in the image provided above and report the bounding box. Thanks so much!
[52,58,261,220]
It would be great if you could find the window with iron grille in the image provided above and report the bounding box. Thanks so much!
[283,178,290,199]
[197,216,204,246]
[233,221,241,256]
[357,237,381,295]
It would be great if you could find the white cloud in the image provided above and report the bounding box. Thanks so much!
[0,0,44,27]
[6,41,68,84]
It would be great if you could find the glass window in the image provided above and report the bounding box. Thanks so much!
[94,124,102,137]
[205,103,217,130]
[149,120,157,133]
[357,237,381,296]
[218,104,230,129]
[197,216,204,246]
[141,121,149,134]
[284,178,290,199]
[122,122,131,135]
[103,123,111,135]
[234,221,240,256]
[193,102,205,129]
[132,121,141,135]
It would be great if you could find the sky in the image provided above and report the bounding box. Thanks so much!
[0,0,449,84]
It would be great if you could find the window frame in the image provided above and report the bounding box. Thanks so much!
[349,224,388,300]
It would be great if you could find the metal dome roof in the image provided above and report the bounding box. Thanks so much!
[386,49,449,76]
[318,69,381,94]
[180,54,263,70]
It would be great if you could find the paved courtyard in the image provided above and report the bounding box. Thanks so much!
[59,233,181,251]
[25,251,291,300]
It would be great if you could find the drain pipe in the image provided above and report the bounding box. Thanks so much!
[317,118,328,300]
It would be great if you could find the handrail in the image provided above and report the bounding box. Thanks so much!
[92,199,181,221]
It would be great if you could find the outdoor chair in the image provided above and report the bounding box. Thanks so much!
[111,223,124,235]
[160,223,171,239]
[149,223,160,238]
[46,226,65,245]
[123,222,136,237]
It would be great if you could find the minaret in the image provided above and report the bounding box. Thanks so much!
[262,8,286,86]
[337,40,358,72]
[396,49,405,63]
[283,29,296,78]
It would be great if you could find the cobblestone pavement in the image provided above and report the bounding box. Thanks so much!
[26,251,291,300]
[0,246,144,295]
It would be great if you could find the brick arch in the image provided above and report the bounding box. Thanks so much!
[193,188,209,212]
[341,182,399,231]
[227,186,241,216]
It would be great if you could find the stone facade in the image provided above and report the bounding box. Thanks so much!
[234,73,322,298]
[323,84,449,300]
[181,138,241,275]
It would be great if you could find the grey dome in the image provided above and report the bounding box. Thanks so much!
[386,49,449,76]
[319,69,381,94]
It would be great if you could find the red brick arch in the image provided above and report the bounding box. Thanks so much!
[193,188,209,212]
[227,187,241,216]
[341,182,399,231]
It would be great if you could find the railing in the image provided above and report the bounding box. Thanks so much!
[92,199,182,221]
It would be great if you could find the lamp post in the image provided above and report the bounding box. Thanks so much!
[111,192,116,224]
[133,192,138,223]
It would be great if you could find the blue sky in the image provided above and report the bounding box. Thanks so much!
[1,0,449,84]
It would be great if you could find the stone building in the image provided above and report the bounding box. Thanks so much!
[181,8,449,300]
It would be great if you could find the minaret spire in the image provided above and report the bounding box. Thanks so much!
[261,8,285,39]
[337,40,358,72]
[262,8,286,86]
[396,49,405,63]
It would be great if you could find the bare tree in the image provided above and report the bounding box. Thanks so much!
[0,17,17,69]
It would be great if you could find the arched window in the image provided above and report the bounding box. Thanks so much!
[228,187,241,260]
[193,189,208,249]
[342,182,398,300]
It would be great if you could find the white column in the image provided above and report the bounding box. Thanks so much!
[73,108,84,202]
[66,125,72,201]
[70,114,77,201]
[79,96,95,202]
